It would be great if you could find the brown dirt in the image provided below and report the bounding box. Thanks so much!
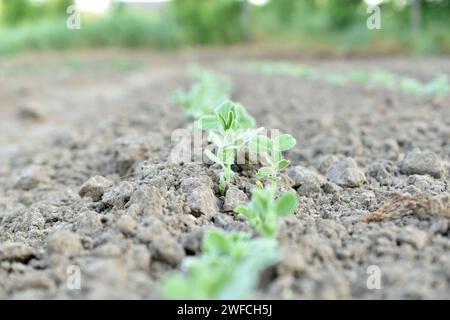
[0,50,449,299]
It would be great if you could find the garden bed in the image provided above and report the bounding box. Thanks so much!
[0,51,449,299]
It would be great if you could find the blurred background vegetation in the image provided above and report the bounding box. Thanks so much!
[0,0,449,56]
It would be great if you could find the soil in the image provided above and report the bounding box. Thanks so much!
[0,50,449,299]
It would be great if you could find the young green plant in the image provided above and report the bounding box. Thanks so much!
[234,187,298,238]
[162,229,278,299]
[199,100,260,195]
[172,66,232,120]
[242,62,449,97]
[423,74,449,96]
[249,133,296,189]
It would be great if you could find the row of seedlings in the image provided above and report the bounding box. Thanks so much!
[163,67,299,299]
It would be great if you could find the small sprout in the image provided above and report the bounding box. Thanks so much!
[401,77,424,94]
[349,69,369,82]
[162,229,279,300]
[323,72,347,86]
[234,187,298,238]
[255,180,264,189]
[250,133,296,188]
[172,66,232,120]
[423,74,449,96]
[197,99,256,131]
[370,70,397,89]
[199,100,260,195]
[243,62,448,97]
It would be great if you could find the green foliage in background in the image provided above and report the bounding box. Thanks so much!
[171,0,246,44]
[172,66,232,120]
[250,0,450,54]
[0,0,30,25]
[0,0,72,25]
[0,9,180,54]
[1,0,450,55]
[242,61,450,96]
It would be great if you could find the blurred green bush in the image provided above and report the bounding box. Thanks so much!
[0,9,181,54]
[0,0,72,24]
[171,0,247,44]
[0,0,449,55]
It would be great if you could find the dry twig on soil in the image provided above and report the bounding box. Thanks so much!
[364,193,450,222]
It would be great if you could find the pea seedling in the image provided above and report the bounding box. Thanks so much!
[249,133,296,188]
[162,229,278,299]
[423,74,449,96]
[199,100,260,195]
[234,187,298,238]
[172,66,232,120]
[369,70,397,89]
[241,62,450,98]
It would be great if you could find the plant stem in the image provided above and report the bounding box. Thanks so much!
[271,174,277,189]
[220,163,233,195]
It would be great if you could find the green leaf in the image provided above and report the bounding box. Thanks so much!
[226,110,234,129]
[234,206,254,220]
[255,181,264,189]
[198,115,219,130]
[237,128,263,146]
[208,132,222,146]
[275,191,298,216]
[216,100,235,116]
[162,274,193,299]
[249,135,271,153]
[252,188,272,214]
[217,112,228,130]
[219,177,227,195]
[277,159,290,171]
[260,215,278,238]
[203,230,230,255]
[204,149,219,164]
[234,103,256,129]
[256,167,273,179]
[273,134,296,151]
